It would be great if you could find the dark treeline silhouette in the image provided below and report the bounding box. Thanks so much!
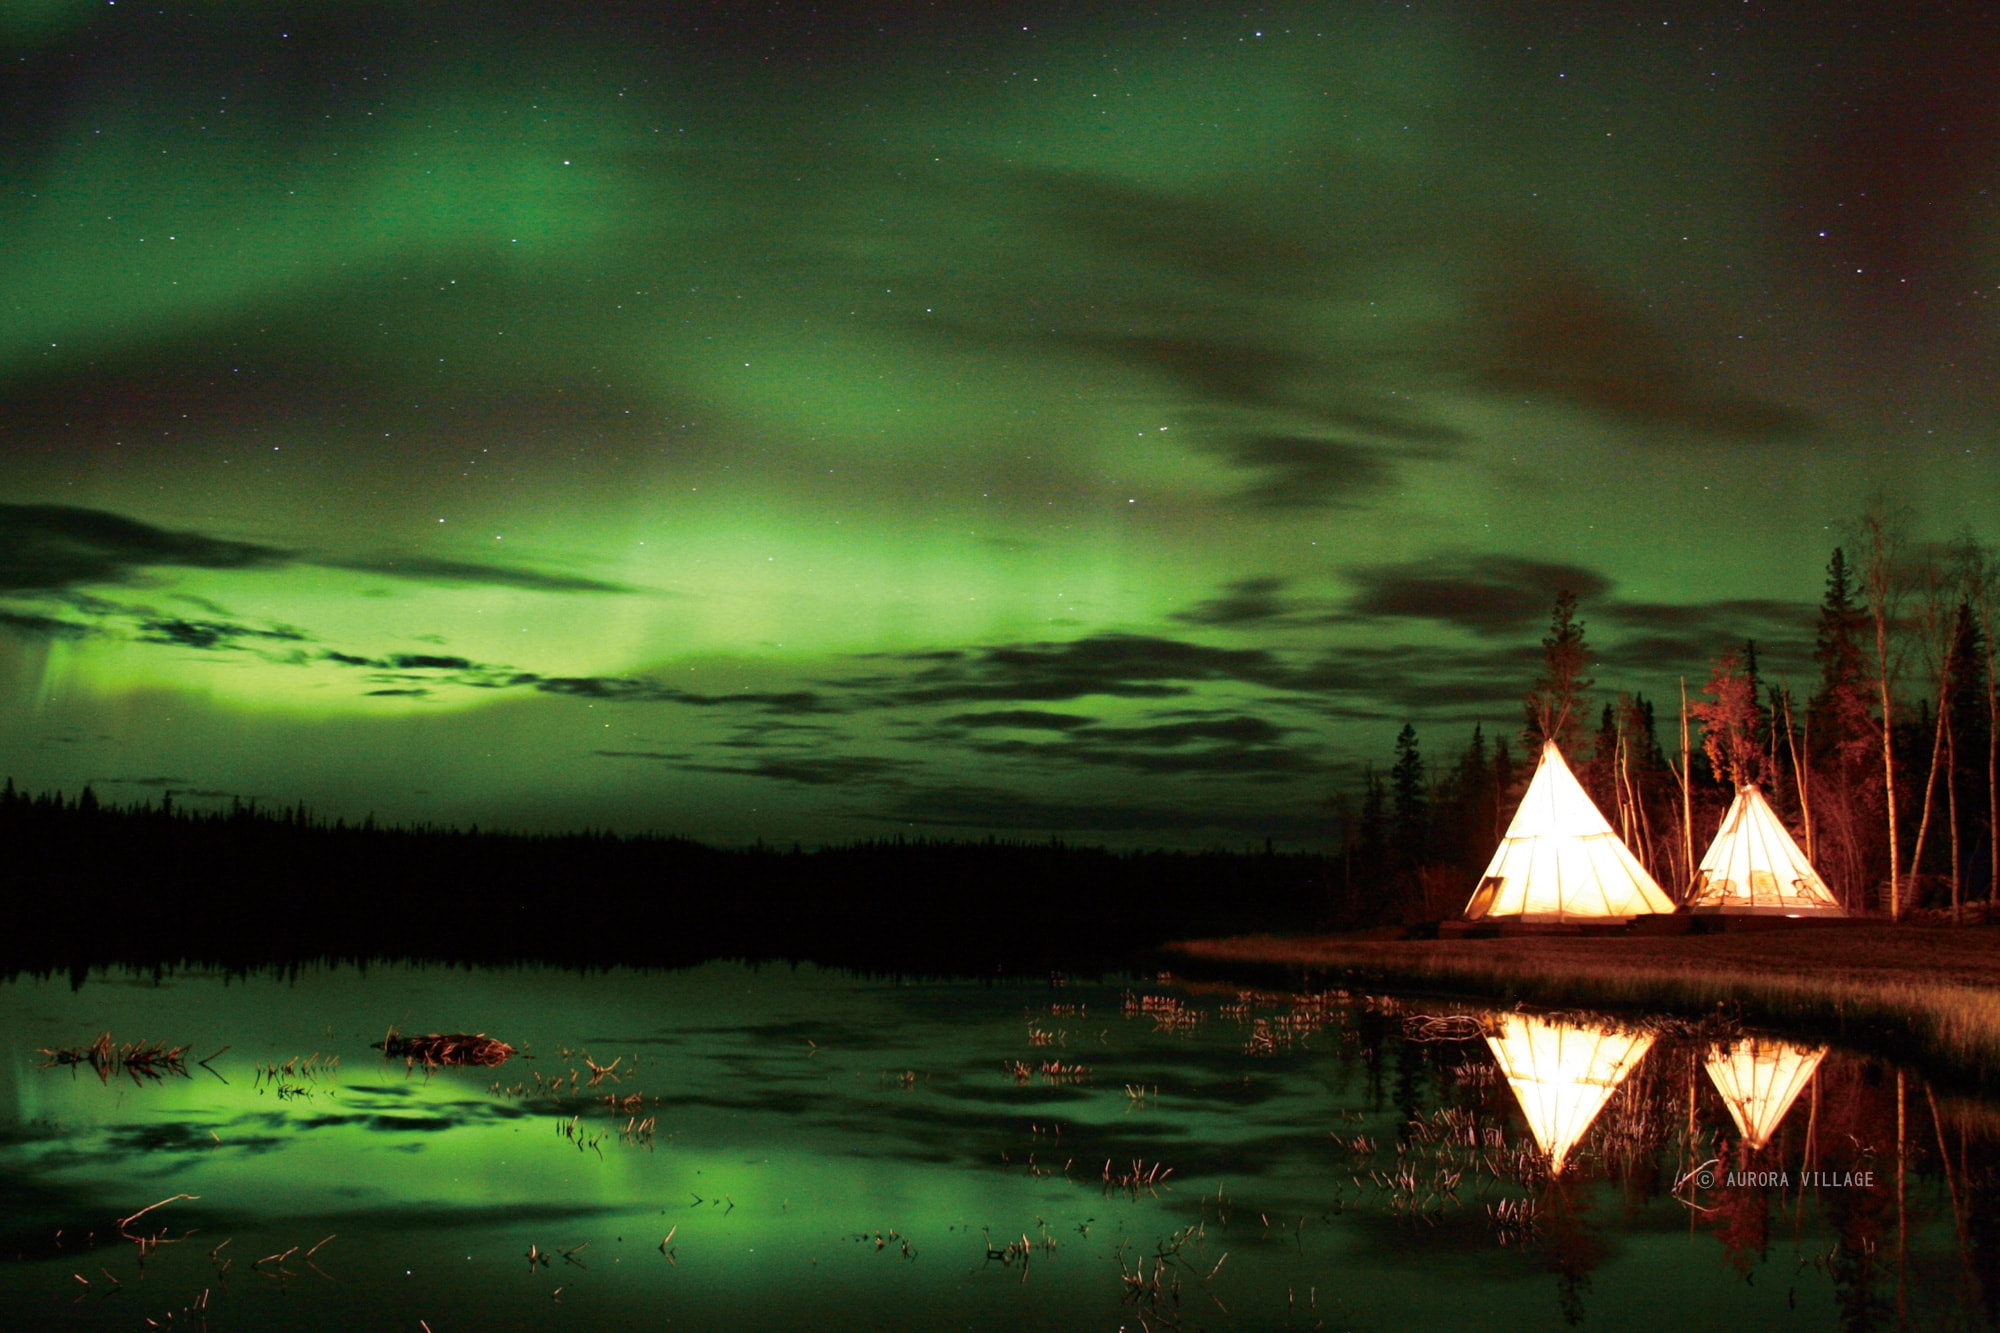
[0,780,1339,979]
[1334,529,1997,922]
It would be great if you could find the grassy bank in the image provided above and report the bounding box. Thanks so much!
[1167,924,2000,1081]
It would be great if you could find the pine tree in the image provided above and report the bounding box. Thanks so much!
[1390,724,1428,870]
[1524,590,1593,756]
[1741,639,1772,775]
[1806,547,1878,905]
[1357,765,1388,888]
[1451,725,1498,875]
[1810,549,1874,768]
[1943,602,1986,915]
[1490,737,1515,842]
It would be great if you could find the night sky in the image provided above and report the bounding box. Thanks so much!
[3,2,1996,848]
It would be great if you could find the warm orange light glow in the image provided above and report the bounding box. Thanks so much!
[1485,1012,1657,1172]
[1686,785,1844,915]
[1464,743,1675,921]
[1704,1037,1827,1150]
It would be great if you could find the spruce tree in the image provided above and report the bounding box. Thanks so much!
[1390,724,1428,870]
[1524,590,1593,756]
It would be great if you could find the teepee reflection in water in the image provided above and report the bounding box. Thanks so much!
[1704,1037,1827,1151]
[1485,1012,1657,1173]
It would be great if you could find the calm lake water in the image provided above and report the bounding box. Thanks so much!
[2,961,1993,1331]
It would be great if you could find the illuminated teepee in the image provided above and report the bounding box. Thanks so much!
[1685,785,1845,915]
[1704,1037,1826,1151]
[1485,1012,1657,1173]
[1461,742,1676,922]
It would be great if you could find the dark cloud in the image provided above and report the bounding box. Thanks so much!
[1208,436,1394,511]
[537,676,836,714]
[1172,576,1297,628]
[939,710,1098,732]
[890,633,1296,705]
[388,653,474,670]
[713,720,839,749]
[318,646,543,692]
[303,647,857,711]
[602,751,910,788]
[1287,588,1820,725]
[962,712,1314,779]
[708,756,910,787]
[327,555,636,595]
[136,617,308,650]
[1597,630,1817,687]
[1317,407,1466,449]
[0,505,638,609]
[535,676,689,703]
[1597,597,1810,635]
[0,503,290,593]
[1027,166,1345,303]
[1097,716,1292,747]
[916,163,1472,467]
[1294,640,1545,716]
[972,737,1314,778]
[1474,262,1815,442]
[1342,556,1615,638]
[1062,332,1309,410]
[0,608,91,637]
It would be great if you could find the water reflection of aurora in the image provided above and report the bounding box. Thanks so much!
[2,963,1987,1331]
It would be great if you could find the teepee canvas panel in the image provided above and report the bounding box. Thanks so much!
[1463,742,1675,922]
[1686,785,1844,915]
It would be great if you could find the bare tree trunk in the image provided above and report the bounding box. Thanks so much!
[1907,550,1963,921]
[1679,677,1694,895]
[1946,719,1960,924]
[1877,621,1901,918]
[1615,727,1635,845]
[1908,696,1949,919]
[1981,563,1999,908]
[1787,691,1814,861]
[1858,500,1905,918]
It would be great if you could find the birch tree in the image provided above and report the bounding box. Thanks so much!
[1852,497,1910,918]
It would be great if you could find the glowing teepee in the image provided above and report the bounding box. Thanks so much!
[1685,785,1845,915]
[1486,1012,1657,1173]
[1461,742,1676,922]
[1704,1037,1826,1151]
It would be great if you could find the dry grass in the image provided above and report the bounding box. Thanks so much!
[1167,924,2000,1077]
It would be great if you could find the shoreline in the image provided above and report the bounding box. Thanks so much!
[1165,923,2000,1082]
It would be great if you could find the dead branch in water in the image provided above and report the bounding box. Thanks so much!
[374,1027,515,1067]
[38,1034,190,1084]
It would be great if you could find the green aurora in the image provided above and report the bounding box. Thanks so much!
[3,2,1996,846]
